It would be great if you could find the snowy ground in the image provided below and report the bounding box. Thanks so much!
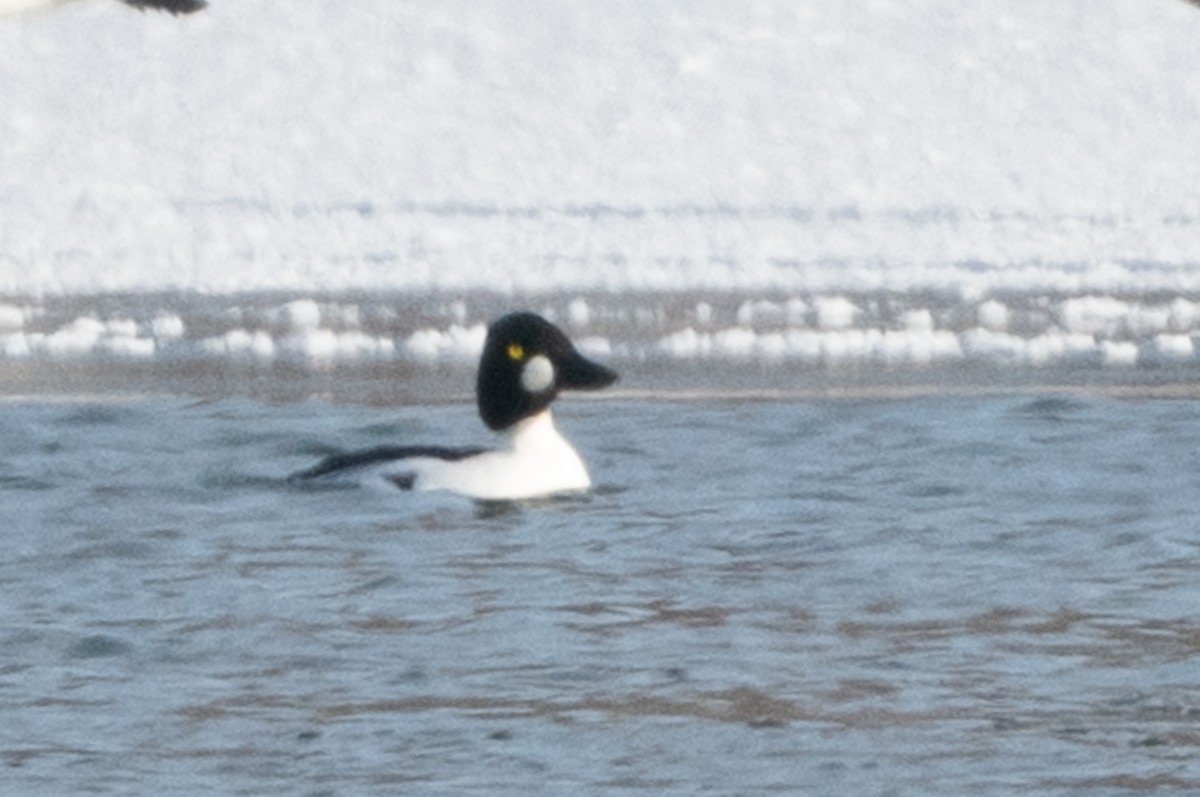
[1,0,1199,383]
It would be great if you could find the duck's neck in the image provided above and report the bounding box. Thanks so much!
[504,410,571,452]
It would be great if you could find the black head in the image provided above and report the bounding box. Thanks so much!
[475,312,618,431]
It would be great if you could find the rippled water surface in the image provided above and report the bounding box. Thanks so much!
[3,392,1200,795]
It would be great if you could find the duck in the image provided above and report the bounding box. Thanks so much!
[291,311,618,500]
[0,0,205,17]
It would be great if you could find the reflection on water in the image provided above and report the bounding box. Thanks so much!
[1,394,1199,794]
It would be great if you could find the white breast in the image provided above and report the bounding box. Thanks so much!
[390,410,592,500]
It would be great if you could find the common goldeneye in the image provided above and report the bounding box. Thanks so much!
[292,311,618,500]
[0,0,205,16]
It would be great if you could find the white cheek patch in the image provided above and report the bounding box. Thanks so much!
[520,354,555,393]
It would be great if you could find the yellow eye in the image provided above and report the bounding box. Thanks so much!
[506,343,525,361]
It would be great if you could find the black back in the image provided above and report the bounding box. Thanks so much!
[121,0,208,13]
[290,445,488,482]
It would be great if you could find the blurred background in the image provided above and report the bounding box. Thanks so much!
[1,0,1199,400]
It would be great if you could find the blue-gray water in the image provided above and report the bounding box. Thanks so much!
[2,392,1200,795]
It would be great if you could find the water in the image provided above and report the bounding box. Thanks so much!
[3,388,1199,795]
